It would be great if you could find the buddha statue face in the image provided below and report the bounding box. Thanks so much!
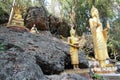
[70,27,76,36]
[91,6,99,18]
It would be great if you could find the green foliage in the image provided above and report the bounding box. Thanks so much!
[0,7,7,15]
[0,0,13,13]
[0,43,6,52]
[92,74,104,80]
[108,17,120,57]
[0,0,45,15]
[51,0,115,35]
[0,7,8,23]
[117,0,120,4]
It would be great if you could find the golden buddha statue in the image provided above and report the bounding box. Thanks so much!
[8,3,24,27]
[68,26,80,69]
[13,4,23,20]
[89,6,110,68]
[30,24,39,34]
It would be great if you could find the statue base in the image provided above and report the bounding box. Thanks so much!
[92,66,117,74]
[7,25,29,32]
[7,18,30,32]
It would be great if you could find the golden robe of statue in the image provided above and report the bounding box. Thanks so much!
[68,27,79,69]
[89,6,110,67]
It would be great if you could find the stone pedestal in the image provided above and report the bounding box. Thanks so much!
[99,73,120,80]
[89,60,117,74]
[92,66,117,74]
[8,18,24,28]
[7,18,29,32]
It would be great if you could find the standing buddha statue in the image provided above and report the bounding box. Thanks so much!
[89,6,110,68]
[68,26,80,69]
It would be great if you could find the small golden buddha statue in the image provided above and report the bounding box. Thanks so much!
[89,6,110,68]
[68,26,80,69]
[30,24,39,34]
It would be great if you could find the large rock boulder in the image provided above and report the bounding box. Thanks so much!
[48,15,70,37]
[24,7,70,37]
[0,26,88,75]
[24,7,49,30]
[47,73,88,80]
[0,26,69,75]
[0,47,47,80]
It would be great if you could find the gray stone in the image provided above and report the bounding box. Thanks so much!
[47,73,88,80]
[0,48,47,80]
[0,26,88,75]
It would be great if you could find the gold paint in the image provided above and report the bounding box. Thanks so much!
[8,4,24,27]
[89,6,110,68]
[68,27,79,69]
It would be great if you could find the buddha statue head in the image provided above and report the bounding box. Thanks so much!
[13,3,23,19]
[91,5,99,18]
[70,26,76,36]
[14,4,22,14]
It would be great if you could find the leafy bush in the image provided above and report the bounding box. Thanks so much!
[92,74,104,80]
[108,16,120,60]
